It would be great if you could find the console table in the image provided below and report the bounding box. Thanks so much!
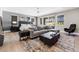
[10,26,20,32]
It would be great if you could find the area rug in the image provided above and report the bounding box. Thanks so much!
[21,37,65,52]
[23,33,75,52]
[56,33,75,52]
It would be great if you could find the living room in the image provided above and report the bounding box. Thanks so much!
[0,7,79,52]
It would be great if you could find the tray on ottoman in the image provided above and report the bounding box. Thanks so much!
[39,32,60,47]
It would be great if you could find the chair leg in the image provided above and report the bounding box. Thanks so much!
[67,33,76,36]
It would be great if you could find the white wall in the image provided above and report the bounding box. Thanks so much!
[39,8,79,32]
[64,8,79,32]
[2,11,35,30]
[0,8,2,32]
[1,7,79,32]
[0,8,2,16]
[32,17,36,25]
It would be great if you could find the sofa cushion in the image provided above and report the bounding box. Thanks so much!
[43,26,55,29]
[33,30,48,36]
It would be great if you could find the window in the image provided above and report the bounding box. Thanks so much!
[46,16,55,26]
[31,18,34,22]
[49,16,55,22]
[11,16,17,25]
[12,16,17,21]
[57,15,64,26]
[43,17,48,25]
[20,16,25,21]
[27,17,30,21]
[40,18,42,24]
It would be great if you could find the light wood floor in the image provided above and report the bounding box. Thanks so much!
[0,32,26,52]
[0,32,79,52]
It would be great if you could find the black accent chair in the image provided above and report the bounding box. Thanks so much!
[64,24,76,35]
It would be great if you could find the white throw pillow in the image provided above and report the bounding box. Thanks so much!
[20,24,26,31]
[27,24,32,28]
[20,24,32,31]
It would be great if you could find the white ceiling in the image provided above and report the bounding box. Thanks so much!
[1,7,77,16]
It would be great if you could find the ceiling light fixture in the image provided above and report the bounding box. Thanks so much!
[37,8,39,13]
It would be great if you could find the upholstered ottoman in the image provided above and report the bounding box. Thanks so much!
[39,32,60,47]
